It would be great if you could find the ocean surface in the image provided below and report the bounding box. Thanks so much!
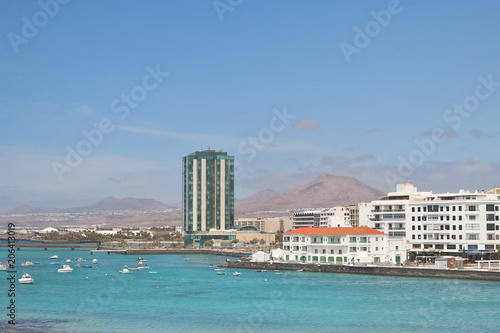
[1,247,500,333]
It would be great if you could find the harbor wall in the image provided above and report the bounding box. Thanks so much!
[222,260,500,281]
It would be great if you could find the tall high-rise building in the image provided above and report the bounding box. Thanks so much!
[182,149,234,245]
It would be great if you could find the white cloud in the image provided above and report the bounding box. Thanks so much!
[293,119,320,131]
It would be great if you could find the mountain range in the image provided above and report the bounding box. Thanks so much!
[4,197,173,215]
[235,173,385,213]
[4,173,385,215]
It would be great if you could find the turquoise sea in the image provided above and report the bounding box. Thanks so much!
[1,247,500,333]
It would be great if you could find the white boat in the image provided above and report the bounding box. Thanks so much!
[0,263,7,271]
[216,271,226,275]
[119,268,133,274]
[50,255,58,259]
[233,271,241,276]
[214,268,225,271]
[92,259,98,264]
[76,258,86,262]
[58,265,73,273]
[128,267,140,271]
[65,259,72,263]
[18,272,34,284]
[21,261,33,266]
[184,258,190,261]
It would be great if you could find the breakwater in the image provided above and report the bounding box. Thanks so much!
[222,260,500,281]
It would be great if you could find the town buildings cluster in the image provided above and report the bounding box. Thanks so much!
[181,150,500,265]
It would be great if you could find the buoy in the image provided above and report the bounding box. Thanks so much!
[157,286,159,289]
[265,279,267,282]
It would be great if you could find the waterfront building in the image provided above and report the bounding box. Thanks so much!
[407,188,500,261]
[182,149,235,246]
[359,183,500,262]
[283,227,396,264]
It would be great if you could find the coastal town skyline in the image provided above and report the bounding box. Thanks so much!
[2,1,500,213]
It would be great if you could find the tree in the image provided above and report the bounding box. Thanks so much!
[204,239,214,247]
[259,238,266,245]
[250,238,259,245]
[231,239,239,244]
[275,229,283,243]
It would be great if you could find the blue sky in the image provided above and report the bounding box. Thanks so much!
[1,0,500,212]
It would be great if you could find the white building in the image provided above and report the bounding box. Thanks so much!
[293,208,352,230]
[283,227,403,264]
[359,183,500,262]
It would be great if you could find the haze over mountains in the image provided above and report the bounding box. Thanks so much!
[235,173,385,213]
[4,197,173,215]
[4,173,385,216]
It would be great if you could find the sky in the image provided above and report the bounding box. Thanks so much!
[1,0,500,212]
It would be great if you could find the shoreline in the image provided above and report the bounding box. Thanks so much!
[221,260,500,281]
[97,247,252,257]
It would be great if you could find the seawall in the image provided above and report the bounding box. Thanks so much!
[221,260,500,281]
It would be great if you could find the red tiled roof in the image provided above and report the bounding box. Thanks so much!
[285,227,385,236]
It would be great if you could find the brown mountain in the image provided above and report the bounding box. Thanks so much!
[4,197,173,214]
[236,173,384,213]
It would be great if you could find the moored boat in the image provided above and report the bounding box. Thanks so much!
[58,265,73,273]
[119,268,133,274]
[19,272,34,284]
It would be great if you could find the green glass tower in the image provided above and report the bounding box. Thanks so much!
[182,150,234,245]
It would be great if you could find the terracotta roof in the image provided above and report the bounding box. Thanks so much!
[285,227,385,236]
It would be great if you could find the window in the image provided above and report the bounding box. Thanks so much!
[412,207,415,212]
[314,249,318,254]
[459,235,462,240]
[395,246,399,250]
[453,225,456,230]
[339,250,342,254]
[452,216,456,221]
[459,216,462,221]
[487,214,495,221]
[418,207,421,212]
[418,226,421,230]
[447,244,456,249]
[412,235,415,239]
[459,206,462,211]
[412,216,415,221]
[487,224,495,231]
[418,216,421,221]
[435,244,444,249]
[412,225,415,230]
[446,206,450,212]
[459,225,462,230]
[440,206,443,212]
[487,204,495,212]
[452,206,456,211]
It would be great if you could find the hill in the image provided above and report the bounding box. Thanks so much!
[235,173,384,213]
[4,197,173,215]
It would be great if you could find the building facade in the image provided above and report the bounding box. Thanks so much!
[359,183,500,262]
[182,150,234,245]
[283,227,393,264]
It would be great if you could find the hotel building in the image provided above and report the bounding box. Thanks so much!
[182,150,235,245]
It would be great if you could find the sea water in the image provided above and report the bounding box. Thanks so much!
[1,248,499,333]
